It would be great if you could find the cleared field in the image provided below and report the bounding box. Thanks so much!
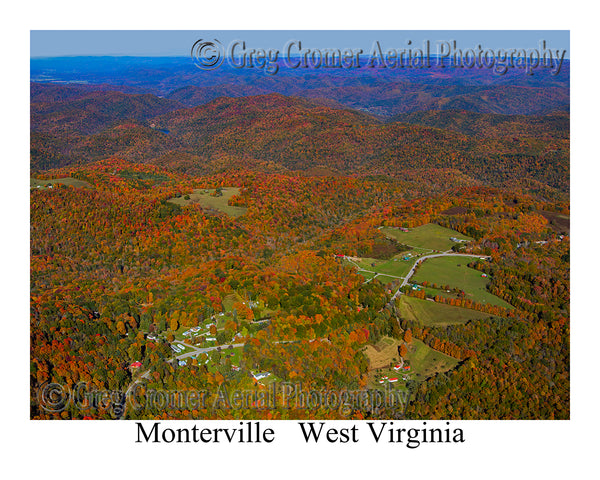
[375,274,403,285]
[396,295,500,327]
[536,209,570,234]
[363,336,403,370]
[31,177,92,189]
[407,339,459,380]
[359,271,377,280]
[204,346,244,374]
[412,256,513,309]
[222,292,243,313]
[348,256,413,279]
[365,336,459,386]
[421,286,456,300]
[381,223,473,252]
[168,187,247,217]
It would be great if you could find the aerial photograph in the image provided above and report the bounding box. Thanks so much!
[30,30,570,421]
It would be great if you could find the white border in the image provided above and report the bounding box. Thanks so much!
[5,1,598,478]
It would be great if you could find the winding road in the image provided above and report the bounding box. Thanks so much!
[119,250,489,418]
[390,252,490,302]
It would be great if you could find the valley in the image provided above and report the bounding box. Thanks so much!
[30,55,570,421]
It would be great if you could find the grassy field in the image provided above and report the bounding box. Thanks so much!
[381,223,473,251]
[364,336,459,387]
[421,286,457,300]
[359,271,377,280]
[168,187,247,217]
[406,339,460,381]
[222,293,242,313]
[31,177,92,189]
[173,343,195,355]
[348,256,413,279]
[412,256,513,309]
[375,275,403,285]
[396,296,501,327]
[346,224,471,283]
[203,346,243,374]
[363,336,403,370]
[363,337,407,390]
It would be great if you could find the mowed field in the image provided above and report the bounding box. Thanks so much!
[348,223,473,284]
[364,336,459,386]
[168,187,247,217]
[411,256,513,309]
[31,177,92,189]
[396,296,500,327]
[347,256,414,279]
[407,339,459,381]
[363,337,403,370]
[381,223,473,251]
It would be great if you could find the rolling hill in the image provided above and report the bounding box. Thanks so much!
[30,88,569,195]
[31,84,183,135]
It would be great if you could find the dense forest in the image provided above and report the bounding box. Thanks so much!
[30,70,569,420]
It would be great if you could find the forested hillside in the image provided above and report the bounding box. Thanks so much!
[30,60,570,420]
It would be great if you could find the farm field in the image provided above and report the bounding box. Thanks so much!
[346,256,413,279]
[359,271,377,280]
[411,256,513,309]
[363,336,403,370]
[168,187,247,217]
[381,223,473,251]
[29,48,571,422]
[365,336,459,387]
[406,339,460,381]
[202,346,244,374]
[30,177,92,189]
[396,295,501,327]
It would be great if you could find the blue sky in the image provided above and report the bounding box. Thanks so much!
[31,30,569,58]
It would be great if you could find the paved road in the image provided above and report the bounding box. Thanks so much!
[172,343,246,361]
[390,252,491,302]
[344,257,407,284]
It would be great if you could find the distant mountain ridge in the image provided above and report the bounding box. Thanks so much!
[31,55,569,117]
[30,86,569,196]
[391,110,570,138]
[31,84,183,135]
[165,82,569,117]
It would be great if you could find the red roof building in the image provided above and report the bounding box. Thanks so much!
[130,361,142,368]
